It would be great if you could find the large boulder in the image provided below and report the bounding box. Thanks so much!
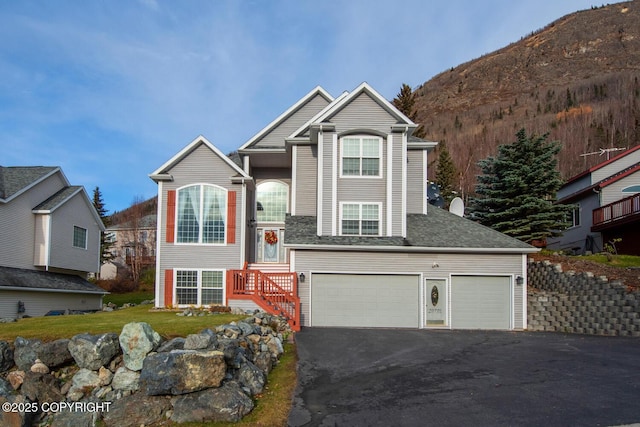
[20,372,64,403]
[67,368,101,401]
[170,381,254,423]
[237,358,266,396]
[0,341,13,373]
[184,332,217,350]
[111,367,140,391]
[68,333,120,370]
[0,377,12,397]
[12,337,41,371]
[102,392,171,427]
[156,337,185,353]
[119,322,161,371]
[38,339,73,369]
[140,350,226,396]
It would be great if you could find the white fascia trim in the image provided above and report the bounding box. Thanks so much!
[386,134,393,236]
[284,243,540,254]
[423,149,428,215]
[241,86,334,150]
[402,130,408,237]
[289,92,347,139]
[407,141,438,150]
[331,133,338,236]
[0,286,109,295]
[291,145,297,216]
[154,181,163,308]
[240,182,247,267]
[44,215,51,270]
[150,135,250,179]
[289,250,296,274]
[317,129,324,236]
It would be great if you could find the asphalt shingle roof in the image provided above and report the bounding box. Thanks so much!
[33,186,82,211]
[0,166,57,200]
[284,205,534,251]
[0,266,108,294]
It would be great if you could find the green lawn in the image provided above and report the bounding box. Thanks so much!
[0,304,297,426]
[102,290,155,306]
[579,253,640,269]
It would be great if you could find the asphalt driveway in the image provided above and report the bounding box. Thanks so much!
[288,328,640,427]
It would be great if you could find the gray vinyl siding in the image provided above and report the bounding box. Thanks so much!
[321,131,334,234]
[601,172,640,205]
[0,289,103,319]
[548,192,601,253]
[48,193,102,274]
[558,174,591,199]
[392,133,404,235]
[157,142,245,306]
[0,172,66,270]
[295,145,317,216]
[253,94,331,149]
[407,150,425,214]
[293,250,525,329]
[329,93,399,134]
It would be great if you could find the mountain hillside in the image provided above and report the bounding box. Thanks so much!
[413,1,640,199]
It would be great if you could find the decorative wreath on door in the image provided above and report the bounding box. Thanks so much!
[265,230,278,245]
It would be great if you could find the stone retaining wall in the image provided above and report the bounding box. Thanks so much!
[527,260,640,336]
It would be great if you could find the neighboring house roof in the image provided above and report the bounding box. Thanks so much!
[565,145,640,183]
[0,266,108,295]
[106,214,157,231]
[285,206,536,254]
[0,166,60,202]
[150,135,251,182]
[558,161,640,203]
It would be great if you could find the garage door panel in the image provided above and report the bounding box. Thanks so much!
[311,274,419,328]
[451,276,511,330]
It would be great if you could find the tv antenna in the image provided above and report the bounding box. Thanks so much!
[580,147,627,160]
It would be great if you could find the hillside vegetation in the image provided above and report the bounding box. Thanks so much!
[413,2,640,198]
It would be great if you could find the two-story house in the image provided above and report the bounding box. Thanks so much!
[548,145,640,255]
[0,166,107,319]
[151,83,536,331]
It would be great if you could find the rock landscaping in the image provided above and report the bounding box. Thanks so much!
[0,311,292,426]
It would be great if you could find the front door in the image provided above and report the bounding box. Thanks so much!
[425,278,448,328]
[257,228,285,263]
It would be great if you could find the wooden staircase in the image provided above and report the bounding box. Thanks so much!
[227,264,300,331]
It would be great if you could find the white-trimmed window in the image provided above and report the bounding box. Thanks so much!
[341,136,381,177]
[176,270,224,306]
[177,184,226,244]
[340,203,381,236]
[257,181,288,223]
[568,204,581,228]
[73,226,87,249]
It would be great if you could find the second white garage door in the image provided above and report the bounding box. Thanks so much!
[451,275,512,330]
[311,274,420,328]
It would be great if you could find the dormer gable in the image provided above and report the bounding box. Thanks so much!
[149,135,250,183]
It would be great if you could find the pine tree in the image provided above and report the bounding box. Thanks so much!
[470,129,572,243]
[92,187,114,264]
[392,83,426,139]
[435,142,457,207]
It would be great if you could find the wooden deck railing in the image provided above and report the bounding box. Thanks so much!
[592,193,640,227]
[227,269,300,331]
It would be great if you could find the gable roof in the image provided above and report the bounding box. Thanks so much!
[31,185,106,231]
[558,161,640,203]
[239,86,334,151]
[0,265,108,295]
[0,166,61,202]
[289,82,417,139]
[565,145,640,184]
[150,135,251,182]
[284,205,536,254]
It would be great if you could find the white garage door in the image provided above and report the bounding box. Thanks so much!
[311,274,420,328]
[451,276,511,329]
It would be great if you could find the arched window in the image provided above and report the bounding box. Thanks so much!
[177,184,226,244]
[256,181,288,223]
[622,185,640,193]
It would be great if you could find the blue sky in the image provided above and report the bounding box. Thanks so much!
[1,0,609,213]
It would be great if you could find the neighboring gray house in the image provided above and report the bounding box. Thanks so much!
[100,214,157,280]
[151,83,537,330]
[0,166,107,319]
[548,145,640,255]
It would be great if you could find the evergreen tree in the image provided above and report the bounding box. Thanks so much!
[470,129,572,243]
[435,142,457,207]
[392,83,426,139]
[92,187,114,264]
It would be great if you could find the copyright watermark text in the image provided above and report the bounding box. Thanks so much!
[2,401,111,414]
